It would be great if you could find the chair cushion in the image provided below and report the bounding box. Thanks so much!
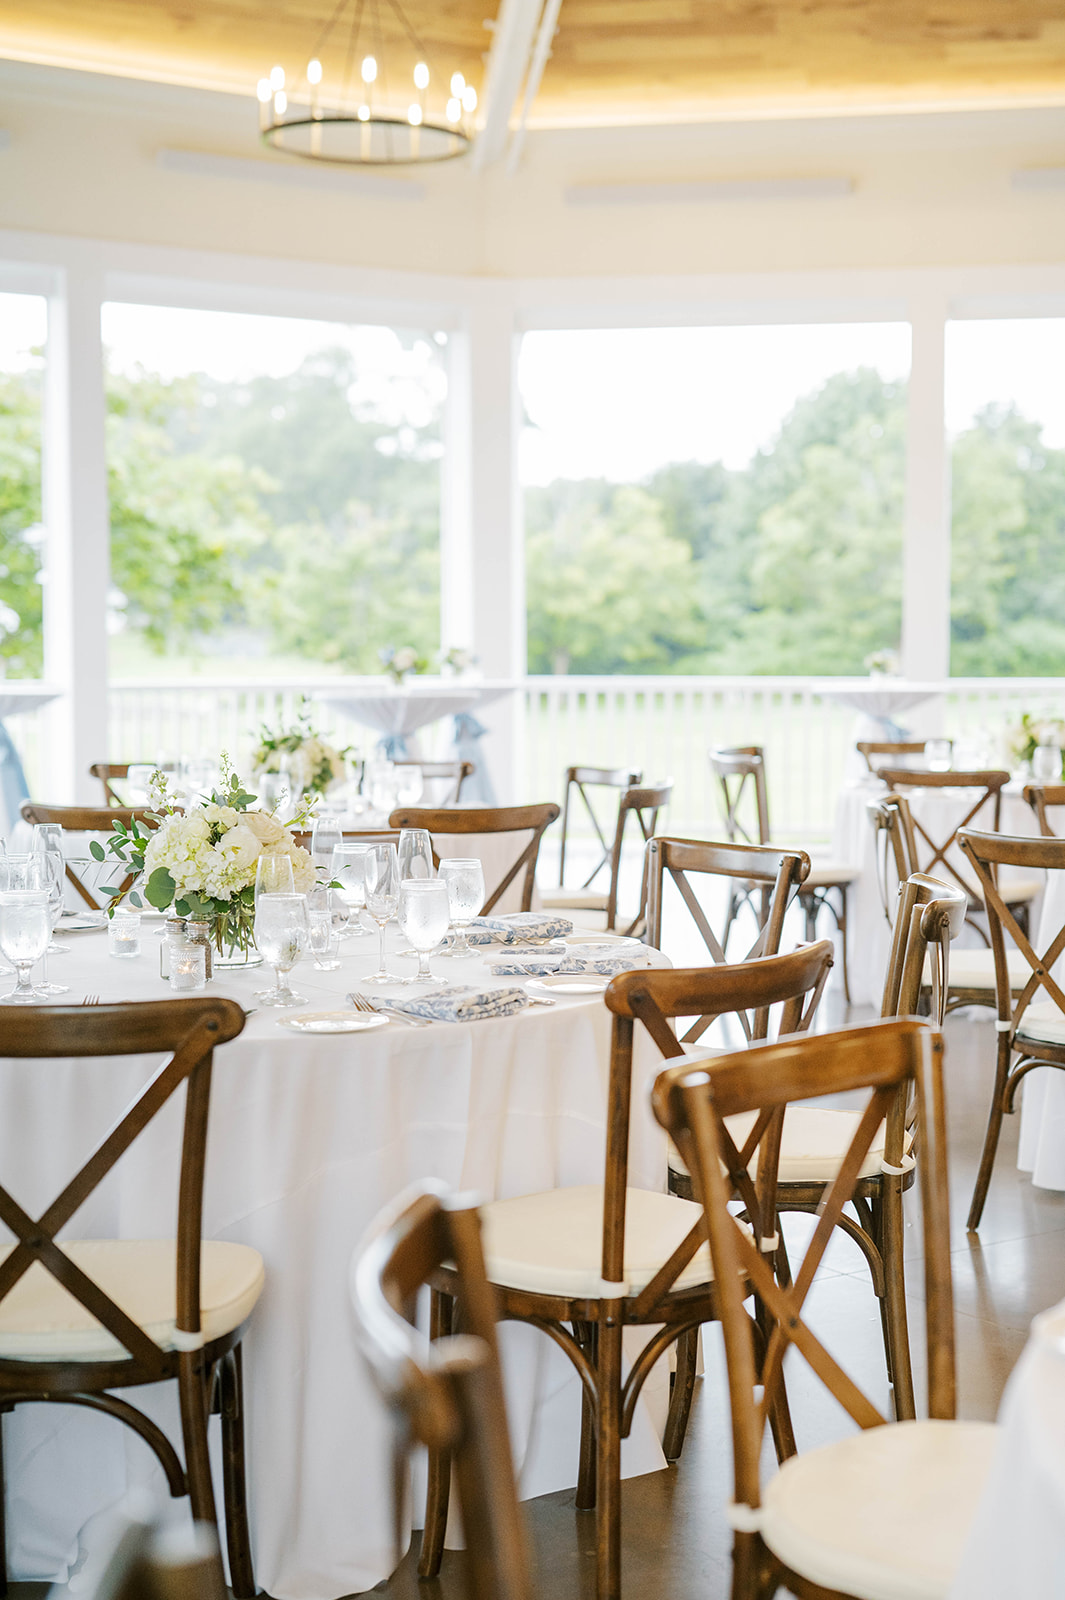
[926,948,1030,991]
[671,1107,911,1184]
[999,876,1042,906]
[802,862,860,889]
[761,1418,998,1600]
[540,887,610,912]
[480,1185,712,1298]
[0,1239,265,1362]
[1016,1000,1065,1048]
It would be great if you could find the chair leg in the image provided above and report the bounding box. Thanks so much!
[722,888,739,955]
[218,1346,256,1599]
[836,886,851,1003]
[0,1407,7,1600]
[418,1288,454,1578]
[177,1351,219,1529]
[800,891,818,944]
[877,1189,915,1421]
[968,1037,1013,1231]
[595,1318,624,1600]
[662,1328,698,1462]
[575,1321,597,1511]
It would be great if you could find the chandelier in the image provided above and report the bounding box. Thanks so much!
[256,0,477,166]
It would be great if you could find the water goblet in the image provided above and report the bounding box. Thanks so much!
[311,817,343,876]
[253,893,309,1007]
[397,880,451,983]
[362,844,400,986]
[924,739,952,774]
[395,765,424,806]
[436,858,486,959]
[27,852,70,993]
[0,891,50,1004]
[398,828,434,881]
[255,853,295,909]
[1034,744,1062,782]
[331,845,369,936]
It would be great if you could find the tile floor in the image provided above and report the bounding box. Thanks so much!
[362,999,1065,1599]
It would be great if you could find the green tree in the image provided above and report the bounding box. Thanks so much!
[0,369,44,675]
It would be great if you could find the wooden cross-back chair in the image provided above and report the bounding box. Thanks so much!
[856,739,938,774]
[651,1017,998,1600]
[419,943,835,1600]
[401,760,475,806]
[88,763,131,806]
[868,793,1030,1013]
[709,746,858,1000]
[644,836,811,1045]
[19,800,157,911]
[877,766,1040,940]
[0,998,261,1596]
[542,766,642,920]
[1024,781,1065,837]
[958,827,1065,1230]
[350,1182,531,1600]
[387,803,560,915]
[544,780,673,935]
[291,828,401,854]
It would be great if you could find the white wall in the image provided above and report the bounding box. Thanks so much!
[1,60,1064,279]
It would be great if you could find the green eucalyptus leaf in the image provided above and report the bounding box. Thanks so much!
[145,866,176,909]
[89,840,105,861]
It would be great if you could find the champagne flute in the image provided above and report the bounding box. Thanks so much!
[255,853,295,909]
[331,845,369,937]
[362,843,400,985]
[398,828,434,881]
[397,881,451,983]
[311,817,343,876]
[0,891,49,1004]
[437,858,486,958]
[253,893,309,1007]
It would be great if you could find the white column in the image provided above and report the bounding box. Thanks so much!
[901,294,950,688]
[42,263,110,802]
[442,293,525,799]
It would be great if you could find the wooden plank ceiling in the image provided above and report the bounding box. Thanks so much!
[0,1,1063,124]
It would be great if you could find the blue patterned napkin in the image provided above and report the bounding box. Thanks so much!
[489,954,652,977]
[385,986,530,1022]
[460,913,574,946]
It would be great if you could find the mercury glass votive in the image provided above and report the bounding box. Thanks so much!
[108,907,142,959]
[169,942,207,992]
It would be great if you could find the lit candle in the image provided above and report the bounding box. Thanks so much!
[108,909,141,959]
[169,943,207,992]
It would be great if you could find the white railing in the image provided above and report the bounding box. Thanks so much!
[7,673,1060,840]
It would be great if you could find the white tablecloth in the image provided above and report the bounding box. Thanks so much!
[948,1299,1065,1598]
[1018,864,1065,1191]
[832,778,1036,1008]
[2,924,670,1597]
[320,679,517,740]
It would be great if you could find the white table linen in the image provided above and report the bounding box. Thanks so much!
[320,679,517,741]
[832,778,1036,1007]
[1018,864,1065,1191]
[2,922,670,1598]
[948,1299,1065,1598]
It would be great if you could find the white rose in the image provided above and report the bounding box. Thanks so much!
[217,823,261,873]
[286,844,317,893]
[244,810,286,846]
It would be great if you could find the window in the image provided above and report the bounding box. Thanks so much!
[520,323,911,675]
[947,317,1065,677]
[0,292,47,678]
[101,302,447,678]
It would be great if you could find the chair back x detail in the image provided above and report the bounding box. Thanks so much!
[1024,781,1065,838]
[387,803,560,914]
[350,1182,530,1600]
[875,767,1010,902]
[556,765,642,891]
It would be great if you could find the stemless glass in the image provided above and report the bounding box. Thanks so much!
[311,817,343,875]
[253,893,309,1007]
[331,845,368,936]
[255,853,295,908]
[398,828,434,881]
[397,881,451,983]
[362,843,400,985]
[437,858,486,958]
[0,891,50,1004]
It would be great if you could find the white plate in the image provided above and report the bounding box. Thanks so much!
[277,1010,390,1034]
[564,932,643,948]
[526,974,611,996]
[57,913,106,932]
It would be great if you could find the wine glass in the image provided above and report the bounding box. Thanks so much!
[307,904,341,970]
[255,853,295,908]
[924,739,952,773]
[26,853,69,994]
[362,843,400,986]
[437,858,486,958]
[395,765,424,806]
[32,823,63,858]
[398,828,434,881]
[311,817,343,876]
[253,893,309,1007]
[331,845,369,936]
[397,881,451,983]
[181,758,217,802]
[0,891,50,1004]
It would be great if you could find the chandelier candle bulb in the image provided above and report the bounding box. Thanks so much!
[270,65,285,90]
[361,56,377,83]
[414,61,429,90]
[307,58,322,85]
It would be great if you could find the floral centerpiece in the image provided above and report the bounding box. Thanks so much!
[379,645,428,686]
[251,698,350,797]
[438,646,478,678]
[93,764,316,963]
[1006,713,1065,775]
[864,648,900,677]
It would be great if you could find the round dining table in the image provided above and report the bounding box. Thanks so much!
[1,918,671,1598]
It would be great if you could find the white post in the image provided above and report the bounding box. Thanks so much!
[442,293,525,799]
[42,263,110,802]
[901,294,950,694]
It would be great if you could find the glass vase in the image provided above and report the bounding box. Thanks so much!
[214,903,263,968]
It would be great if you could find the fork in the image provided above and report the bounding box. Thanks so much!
[348,992,431,1028]
[81,994,101,1006]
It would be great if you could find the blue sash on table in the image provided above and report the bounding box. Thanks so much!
[454,712,496,805]
[0,722,29,836]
